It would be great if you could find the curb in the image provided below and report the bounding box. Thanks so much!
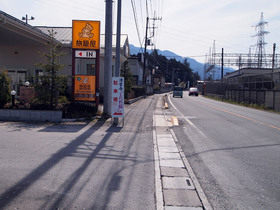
[164,93,213,210]
[163,94,169,109]
[126,95,146,104]
[171,116,179,126]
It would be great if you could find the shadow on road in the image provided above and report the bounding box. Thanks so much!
[187,143,280,158]
[0,120,107,208]
[0,96,156,209]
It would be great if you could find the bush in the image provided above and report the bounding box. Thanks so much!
[132,86,145,97]
[2,90,99,119]
[62,102,97,119]
[0,70,11,108]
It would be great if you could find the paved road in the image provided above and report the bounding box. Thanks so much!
[169,91,280,209]
[0,95,158,210]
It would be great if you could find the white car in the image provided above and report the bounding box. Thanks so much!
[189,87,199,96]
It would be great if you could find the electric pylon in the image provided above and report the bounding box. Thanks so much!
[252,12,269,68]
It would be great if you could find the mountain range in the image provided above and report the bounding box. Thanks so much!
[129,44,234,80]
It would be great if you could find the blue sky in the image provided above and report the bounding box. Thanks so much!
[1,0,280,63]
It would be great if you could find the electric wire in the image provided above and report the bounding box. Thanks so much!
[130,0,144,52]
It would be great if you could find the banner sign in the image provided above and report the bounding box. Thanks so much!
[72,20,100,49]
[112,77,124,117]
[74,75,96,101]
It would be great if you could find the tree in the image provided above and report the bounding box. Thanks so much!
[146,50,194,85]
[35,29,67,108]
[120,60,133,99]
[0,69,11,108]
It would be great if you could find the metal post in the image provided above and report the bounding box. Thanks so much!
[172,68,174,87]
[12,95,15,106]
[72,49,75,102]
[96,50,100,108]
[104,0,113,115]
[11,90,16,107]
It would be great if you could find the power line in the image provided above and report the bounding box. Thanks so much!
[130,0,143,51]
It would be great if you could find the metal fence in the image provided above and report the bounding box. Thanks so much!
[198,72,280,111]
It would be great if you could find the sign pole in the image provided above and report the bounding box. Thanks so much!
[72,49,76,102]
[72,19,100,114]
[96,50,100,108]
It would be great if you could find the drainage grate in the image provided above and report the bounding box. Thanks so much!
[162,177,195,190]
[186,179,191,186]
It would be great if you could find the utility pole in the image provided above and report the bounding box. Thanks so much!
[104,0,113,115]
[115,0,122,77]
[142,15,162,93]
[113,0,122,124]
[172,68,174,87]
[143,17,149,87]
[272,43,276,72]
[221,48,224,79]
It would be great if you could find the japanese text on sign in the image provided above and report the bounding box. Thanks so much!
[112,77,124,118]
[74,76,96,101]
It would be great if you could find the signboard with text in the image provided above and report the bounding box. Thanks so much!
[74,75,96,101]
[112,77,124,118]
[72,20,100,49]
[75,50,96,58]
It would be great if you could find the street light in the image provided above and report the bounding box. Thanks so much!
[22,15,35,24]
[24,81,30,87]
[11,90,16,107]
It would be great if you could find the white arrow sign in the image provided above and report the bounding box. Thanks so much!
[75,50,96,58]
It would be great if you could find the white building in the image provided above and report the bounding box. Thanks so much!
[0,10,142,101]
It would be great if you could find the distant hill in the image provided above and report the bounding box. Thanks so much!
[129,44,234,80]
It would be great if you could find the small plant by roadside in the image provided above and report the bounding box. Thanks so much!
[62,103,97,119]
[0,69,11,108]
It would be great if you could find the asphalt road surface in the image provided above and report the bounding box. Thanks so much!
[169,91,280,209]
[0,95,158,210]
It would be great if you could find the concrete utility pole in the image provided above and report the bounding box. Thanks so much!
[113,0,122,124]
[143,17,149,87]
[104,0,113,115]
[221,48,224,79]
[142,16,161,93]
[115,0,122,77]
[272,43,276,72]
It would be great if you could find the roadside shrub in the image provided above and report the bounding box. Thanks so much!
[0,70,11,108]
[132,86,145,97]
[62,102,97,119]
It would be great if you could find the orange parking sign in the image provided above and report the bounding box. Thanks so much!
[72,20,100,49]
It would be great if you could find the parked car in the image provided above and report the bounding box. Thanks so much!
[189,87,199,96]
[173,86,183,98]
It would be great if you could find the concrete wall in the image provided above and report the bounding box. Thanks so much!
[128,58,143,85]
[225,89,280,111]
[0,110,62,122]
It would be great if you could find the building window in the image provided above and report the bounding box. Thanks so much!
[7,69,27,95]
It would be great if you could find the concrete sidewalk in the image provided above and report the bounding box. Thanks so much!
[153,96,211,210]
